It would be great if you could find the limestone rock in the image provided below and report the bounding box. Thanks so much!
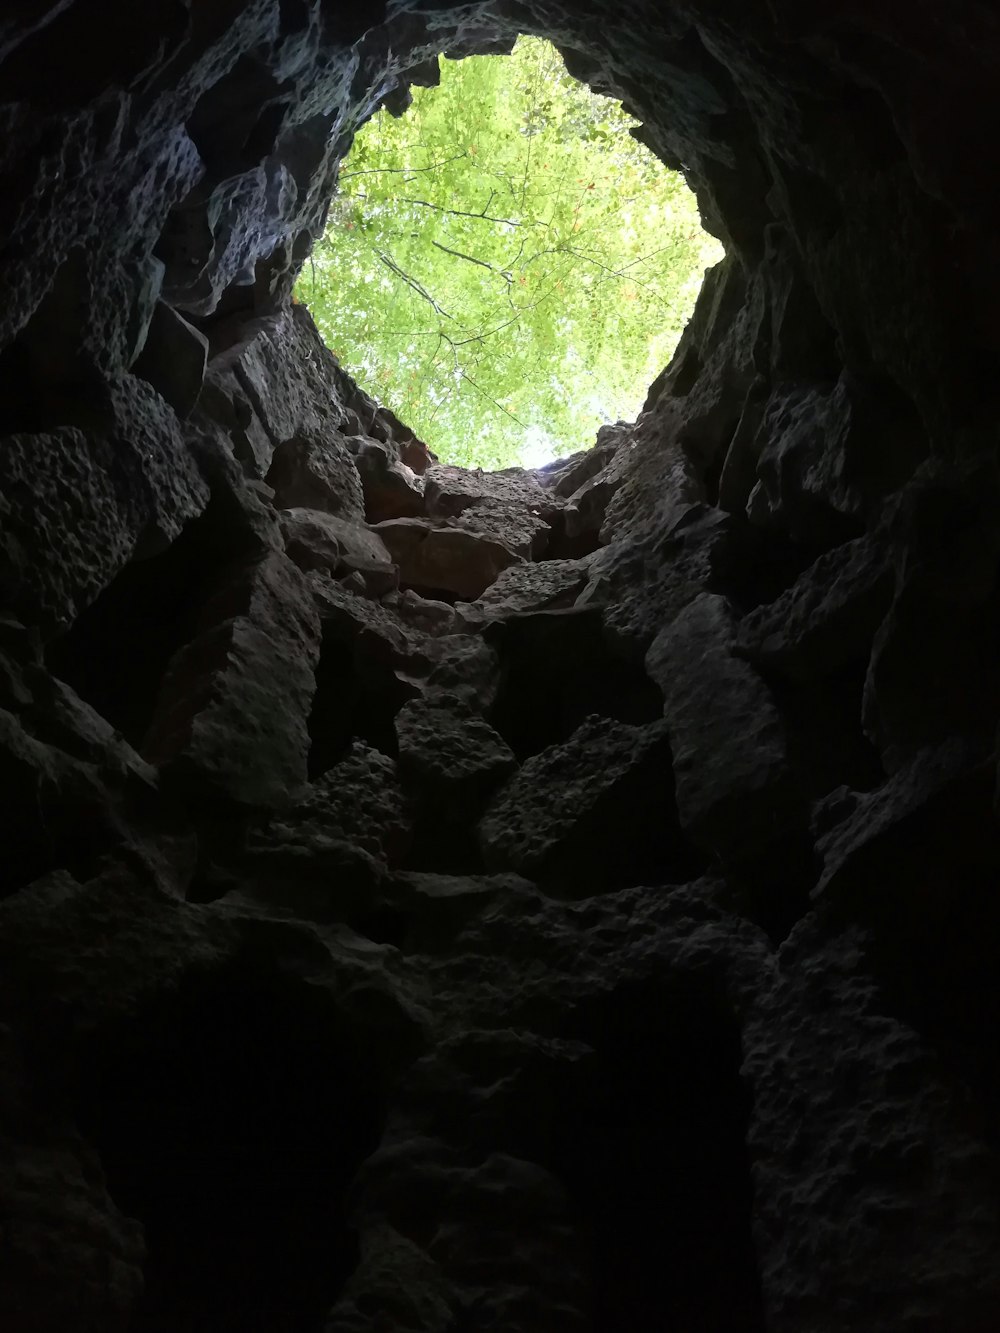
[582,505,756,659]
[355,439,427,522]
[266,428,365,521]
[458,556,593,626]
[0,378,210,633]
[228,306,351,453]
[395,697,516,825]
[646,593,807,869]
[279,507,397,593]
[373,517,524,600]
[734,535,893,681]
[382,588,456,636]
[484,606,663,759]
[478,715,695,891]
[132,300,208,420]
[144,551,320,807]
[247,743,412,906]
[424,463,560,559]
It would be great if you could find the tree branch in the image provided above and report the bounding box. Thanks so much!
[339,152,466,182]
[431,238,513,287]
[375,249,454,320]
[397,195,525,227]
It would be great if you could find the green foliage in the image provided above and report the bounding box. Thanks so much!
[298,36,723,468]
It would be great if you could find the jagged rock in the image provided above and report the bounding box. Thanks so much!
[4,2,1000,1328]
[242,744,412,916]
[266,428,365,521]
[734,535,894,681]
[143,551,320,807]
[646,593,807,871]
[395,697,516,826]
[747,373,928,550]
[226,307,351,458]
[424,464,560,559]
[196,367,275,476]
[458,556,593,625]
[0,377,210,633]
[0,1125,145,1333]
[382,588,457,635]
[308,575,499,772]
[535,424,624,499]
[373,517,524,600]
[581,505,756,659]
[355,439,427,522]
[132,301,209,420]
[744,915,1000,1333]
[814,739,1000,909]
[279,507,397,593]
[478,714,694,891]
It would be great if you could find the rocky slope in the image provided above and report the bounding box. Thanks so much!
[1,3,1000,1331]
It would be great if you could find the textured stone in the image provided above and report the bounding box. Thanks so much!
[479,715,696,891]
[266,428,365,521]
[646,593,806,868]
[424,463,560,559]
[458,555,593,625]
[355,439,427,522]
[0,377,210,633]
[735,536,893,682]
[279,507,397,592]
[240,744,413,917]
[3,2,1000,1329]
[143,551,320,807]
[373,517,524,600]
[132,300,209,420]
[395,697,516,825]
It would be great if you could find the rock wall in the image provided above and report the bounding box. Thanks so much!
[2,3,1000,1331]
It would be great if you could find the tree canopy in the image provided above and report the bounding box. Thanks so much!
[299,36,723,469]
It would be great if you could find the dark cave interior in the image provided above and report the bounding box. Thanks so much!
[2,2,1000,1331]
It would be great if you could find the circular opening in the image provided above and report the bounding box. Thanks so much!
[300,36,723,470]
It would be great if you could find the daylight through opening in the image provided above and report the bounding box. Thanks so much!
[299,36,723,470]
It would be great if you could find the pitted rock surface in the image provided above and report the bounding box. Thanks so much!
[2,3,1000,1330]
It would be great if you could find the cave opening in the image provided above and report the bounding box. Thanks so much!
[72,958,387,1333]
[549,978,766,1332]
[300,34,723,472]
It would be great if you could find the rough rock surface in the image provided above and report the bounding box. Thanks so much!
[2,3,1000,1331]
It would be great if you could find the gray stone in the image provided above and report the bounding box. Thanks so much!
[279,507,397,590]
[132,300,209,420]
[478,715,691,891]
[646,593,806,866]
[373,518,524,600]
[266,428,365,520]
[144,551,320,808]
[734,536,893,681]
[355,439,427,522]
[396,697,516,824]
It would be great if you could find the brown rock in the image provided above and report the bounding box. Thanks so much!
[266,428,365,521]
[373,518,524,600]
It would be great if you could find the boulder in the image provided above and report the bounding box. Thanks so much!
[646,593,806,869]
[478,715,697,892]
[395,697,516,826]
[354,439,426,522]
[143,551,320,807]
[266,428,365,521]
[279,507,397,593]
[734,535,893,682]
[373,518,523,600]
